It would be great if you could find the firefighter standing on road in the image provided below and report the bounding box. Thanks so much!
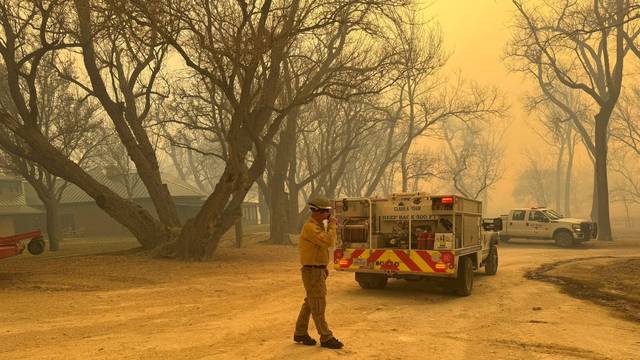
[293,195,344,349]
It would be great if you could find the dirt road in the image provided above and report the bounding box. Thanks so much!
[1,240,639,360]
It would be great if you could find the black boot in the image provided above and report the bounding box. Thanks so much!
[293,334,317,346]
[320,337,344,349]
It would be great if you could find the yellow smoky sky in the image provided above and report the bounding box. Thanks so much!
[422,0,593,217]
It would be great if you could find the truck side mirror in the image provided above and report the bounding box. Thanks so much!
[493,218,503,231]
[482,218,503,231]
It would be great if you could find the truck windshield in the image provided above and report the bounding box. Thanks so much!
[542,209,561,220]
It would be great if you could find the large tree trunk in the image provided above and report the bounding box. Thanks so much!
[554,141,565,212]
[269,199,291,244]
[43,198,62,251]
[174,165,253,260]
[267,109,298,244]
[173,120,267,260]
[268,163,292,244]
[594,113,613,241]
[235,220,243,248]
[563,131,574,217]
[288,184,301,234]
[590,170,598,222]
[287,139,302,234]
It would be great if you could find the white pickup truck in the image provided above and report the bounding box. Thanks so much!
[499,208,597,247]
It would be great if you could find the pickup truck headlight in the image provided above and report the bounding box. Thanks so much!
[572,224,582,232]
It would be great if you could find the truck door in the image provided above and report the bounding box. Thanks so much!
[508,210,529,237]
[529,210,550,237]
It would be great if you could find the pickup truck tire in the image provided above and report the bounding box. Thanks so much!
[554,231,574,248]
[27,237,45,255]
[355,273,387,289]
[452,257,474,296]
[485,246,498,275]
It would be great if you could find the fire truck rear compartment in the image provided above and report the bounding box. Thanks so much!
[337,195,482,250]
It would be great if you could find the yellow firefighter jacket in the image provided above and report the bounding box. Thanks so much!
[299,217,336,266]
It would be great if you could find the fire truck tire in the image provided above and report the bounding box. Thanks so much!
[452,257,474,296]
[355,273,387,289]
[485,246,498,275]
[554,231,574,248]
[27,237,45,255]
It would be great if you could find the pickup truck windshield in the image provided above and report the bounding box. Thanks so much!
[542,209,561,220]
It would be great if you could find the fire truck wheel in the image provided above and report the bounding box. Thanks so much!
[27,237,45,255]
[453,257,474,296]
[554,231,574,248]
[485,246,498,275]
[355,273,387,289]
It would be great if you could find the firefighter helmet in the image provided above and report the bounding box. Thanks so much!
[308,195,332,210]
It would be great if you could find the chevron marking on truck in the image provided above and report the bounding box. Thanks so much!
[337,248,455,274]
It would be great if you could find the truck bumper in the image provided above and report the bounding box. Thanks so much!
[334,248,458,277]
[573,222,597,241]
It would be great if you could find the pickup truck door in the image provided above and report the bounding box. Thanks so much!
[528,210,550,237]
[507,210,529,237]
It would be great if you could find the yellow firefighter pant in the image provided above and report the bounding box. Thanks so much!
[294,266,333,342]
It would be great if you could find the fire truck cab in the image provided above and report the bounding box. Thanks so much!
[332,193,500,296]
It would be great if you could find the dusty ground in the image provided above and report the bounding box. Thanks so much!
[1,234,640,360]
[527,256,640,323]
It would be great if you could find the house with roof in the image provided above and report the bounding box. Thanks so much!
[0,176,43,236]
[23,170,260,236]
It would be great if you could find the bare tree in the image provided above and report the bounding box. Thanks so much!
[359,74,504,198]
[609,147,640,212]
[509,0,639,240]
[610,87,640,218]
[129,0,411,260]
[263,89,369,245]
[439,116,506,201]
[160,77,228,193]
[72,0,181,231]
[336,101,399,197]
[513,151,554,207]
[611,87,640,155]
[286,95,382,234]
[92,133,142,200]
[0,0,168,250]
[250,4,409,245]
[2,58,105,250]
[388,7,447,192]
[527,96,582,216]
